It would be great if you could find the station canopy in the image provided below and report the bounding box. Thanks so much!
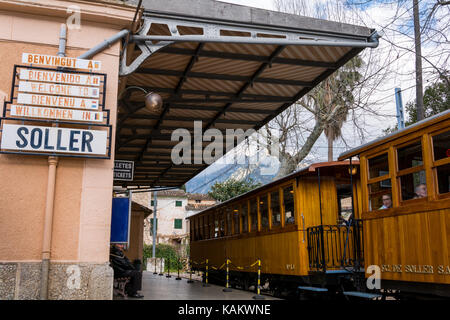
[115,0,378,189]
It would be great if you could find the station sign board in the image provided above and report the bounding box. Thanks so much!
[0,56,111,159]
[19,81,100,98]
[22,53,101,71]
[19,68,101,86]
[17,93,99,110]
[114,160,135,181]
[1,124,108,156]
[10,105,103,122]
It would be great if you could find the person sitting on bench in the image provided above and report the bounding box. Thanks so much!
[109,244,144,298]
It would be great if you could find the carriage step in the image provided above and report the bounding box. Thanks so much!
[343,291,381,299]
[298,286,328,292]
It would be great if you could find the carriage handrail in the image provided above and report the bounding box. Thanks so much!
[307,219,364,272]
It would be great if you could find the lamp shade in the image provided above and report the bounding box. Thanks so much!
[145,92,163,112]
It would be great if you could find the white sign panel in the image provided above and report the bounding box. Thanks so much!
[1,124,108,156]
[19,81,100,98]
[10,105,104,122]
[19,68,101,86]
[22,53,101,71]
[17,93,99,110]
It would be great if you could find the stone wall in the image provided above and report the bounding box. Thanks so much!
[0,262,113,300]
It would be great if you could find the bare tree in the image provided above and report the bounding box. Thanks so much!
[264,0,393,179]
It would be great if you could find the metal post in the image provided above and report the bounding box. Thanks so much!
[318,168,326,272]
[202,259,209,287]
[395,88,405,130]
[159,258,163,276]
[153,257,157,275]
[176,258,182,280]
[166,259,171,278]
[187,262,194,283]
[152,191,157,258]
[223,258,232,292]
[253,259,265,300]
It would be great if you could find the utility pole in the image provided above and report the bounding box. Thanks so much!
[152,191,157,258]
[413,0,425,121]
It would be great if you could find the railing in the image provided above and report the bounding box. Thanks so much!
[307,219,364,272]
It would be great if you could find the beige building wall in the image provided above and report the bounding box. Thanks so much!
[0,0,136,300]
[133,191,189,247]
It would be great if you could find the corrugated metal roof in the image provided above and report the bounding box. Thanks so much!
[115,2,376,188]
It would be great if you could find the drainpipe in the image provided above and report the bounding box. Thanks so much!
[39,24,65,300]
[78,29,130,60]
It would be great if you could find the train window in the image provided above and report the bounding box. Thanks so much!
[233,207,240,234]
[397,140,423,170]
[219,211,225,237]
[203,215,209,240]
[198,216,203,240]
[214,212,219,238]
[226,208,232,236]
[209,214,215,238]
[241,202,248,233]
[283,186,295,225]
[399,171,427,201]
[194,217,198,241]
[368,179,392,211]
[368,153,389,179]
[436,163,450,195]
[259,195,269,229]
[271,190,281,228]
[337,184,352,223]
[432,130,450,161]
[250,198,258,232]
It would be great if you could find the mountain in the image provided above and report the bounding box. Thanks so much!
[185,154,280,194]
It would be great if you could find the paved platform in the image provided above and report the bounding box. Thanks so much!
[118,271,279,300]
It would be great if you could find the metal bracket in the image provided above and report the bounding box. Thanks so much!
[120,17,174,76]
[120,13,378,77]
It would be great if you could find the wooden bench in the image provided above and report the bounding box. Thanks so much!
[113,277,131,297]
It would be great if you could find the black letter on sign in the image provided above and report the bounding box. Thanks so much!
[81,131,93,153]
[69,130,80,152]
[44,128,54,150]
[16,127,29,148]
[30,128,43,149]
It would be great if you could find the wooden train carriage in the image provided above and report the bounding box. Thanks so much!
[338,110,450,297]
[188,161,363,291]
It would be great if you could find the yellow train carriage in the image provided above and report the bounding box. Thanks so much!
[188,161,363,295]
[338,110,450,298]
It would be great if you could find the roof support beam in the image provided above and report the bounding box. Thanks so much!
[135,68,312,87]
[159,47,337,69]
[135,43,205,164]
[125,86,293,101]
[205,45,286,131]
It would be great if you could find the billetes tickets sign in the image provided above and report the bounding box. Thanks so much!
[22,53,101,71]
[114,160,134,181]
[1,124,108,156]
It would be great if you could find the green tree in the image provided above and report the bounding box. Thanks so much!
[208,178,261,202]
[143,244,183,272]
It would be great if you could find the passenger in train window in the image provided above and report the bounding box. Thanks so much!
[379,194,392,209]
[413,183,427,199]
